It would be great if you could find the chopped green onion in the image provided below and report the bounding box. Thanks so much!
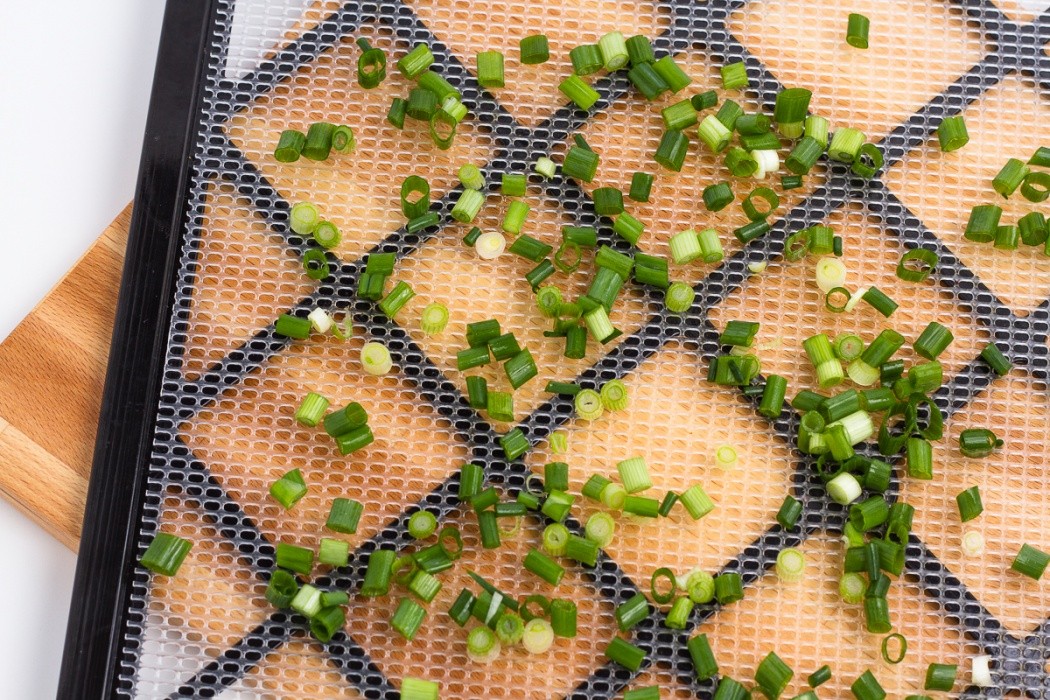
[964,204,1002,242]
[599,31,629,70]
[325,497,363,535]
[605,637,646,672]
[140,532,192,576]
[600,483,627,511]
[290,201,321,235]
[269,468,308,510]
[564,326,587,358]
[535,156,556,179]
[628,62,670,100]
[524,548,565,586]
[716,99,744,130]
[993,158,1029,197]
[734,219,770,244]
[786,137,823,175]
[662,99,698,131]
[522,618,554,654]
[593,187,625,217]
[687,570,715,604]
[665,596,693,629]
[774,88,812,137]
[756,651,794,699]
[1019,211,1048,246]
[924,663,957,692]
[585,512,616,549]
[782,175,803,190]
[827,472,862,505]
[906,436,933,480]
[652,55,691,92]
[600,379,629,411]
[804,115,829,148]
[665,282,695,313]
[742,187,779,221]
[584,305,618,343]
[559,75,600,110]
[401,677,440,700]
[623,494,661,518]
[776,495,803,529]
[981,343,1011,376]
[958,428,1002,458]
[736,113,771,136]
[541,489,575,523]
[504,348,538,390]
[629,171,654,202]
[714,677,750,700]
[317,537,349,568]
[543,523,570,556]
[625,34,654,66]
[274,129,306,163]
[687,633,719,680]
[698,115,732,153]
[550,598,578,638]
[851,671,885,700]
[275,542,314,575]
[265,569,299,608]
[775,547,806,584]
[861,287,897,317]
[703,182,734,212]
[808,665,832,688]
[654,129,689,171]
[1021,171,1050,202]
[937,114,969,152]
[829,128,864,163]
[302,122,335,161]
[500,428,529,461]
[563,145,600,182]
[721,60,748,90]
[570,44,603,75]
[846,13,870,48]
[467,624,500,663]
[573,388,605,421]
[692,90,718,110]
[714,571,744,605]
[566,533,599,566]
[698,228,724,263]
[896,248,937,282]
[294,392,330,428]
[839,572,866,603]
[508,234,552,263]
[518,34,549,64]
[331,124,356,154]
[417,70,460,102]
[486,390,513,422]
[290,584,323,618]
[881,633,907,664]
[852,143,883,178]
[302,249,329,282]
[803,333,844,388]
[725,147,758,177]
[645,567,676,605]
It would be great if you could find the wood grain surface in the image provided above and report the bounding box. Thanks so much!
[0,205,130,549]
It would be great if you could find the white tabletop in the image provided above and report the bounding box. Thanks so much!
[0,1,165,696]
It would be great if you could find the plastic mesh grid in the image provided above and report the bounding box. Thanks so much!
[113,0,1050,697]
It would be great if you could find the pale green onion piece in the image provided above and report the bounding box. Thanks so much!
[775,547,806,583]
[715,445,738,470]
[522,618,555,654]
[971,655,992,688]
[420,303,450,336]
[670,229,703,264]
[549,431,568,454]
[601,483,627,510]
[839,572,866,603]
[827,472,862,505]
[535,156,557,179]
[598,31,629,71]
[475,231,507,260]
[585,512,616,547]
[308,308,333,334]
[458,163,485,190]
[846,358,881,386]
[752,150,779,179]
[617,456,652,493]
[575,389,604,421]
[467,625,501,664]
[748,261,767,274]
[815,257,847,293]
[361,341,393,376]
[290,201,321,235]
[401,677,440,700]
[962,530,984,557]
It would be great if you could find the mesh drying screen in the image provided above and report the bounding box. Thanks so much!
[115,0,1050,697]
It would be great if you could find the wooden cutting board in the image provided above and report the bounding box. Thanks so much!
[0,205,131,550]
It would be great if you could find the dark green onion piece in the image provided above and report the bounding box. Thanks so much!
[406,87,438,122]
[881,633,907,664]
[791,390,825,412]
[265,569,299,608]
[912,321,953,361]
[692,90,718,110]
[275,314,311,339]
[605,637,646,672]
[808,665,832,688]
[1012,543,1050,580]
[1021,171,1050,202]
[302,122,335,161]
[742,186,780,221]
[736,113,771,136]
[391,597,426,641]
[725,147,758,177]
[140,532,192,576]
[570,44,603,75]
[274,129,306,163]
[784,229,811,261]
[386,97,408,129]
[958,428,1002,458]
[524,548,565,586]
[623,495,661,518]
[993,158,1029,197]
[924,663,957,692]
[1019,211,1048,246]
[614,213,645,246]
[650,567,678,604]
[741,132,780,151]
[270,468,308,510]
[662,99,698,131]
[852,143,883,179]
[525,259,556,291]
[964,204,1002,243]
[721,60,748,90]
[896,248,937,282]
[629,172,654,202]
[937,115,968,152]
[688,633,719,680]
[519,34,549,64]
[773,88,812,136]
[851,670,886,700]
[714,571,744,604]
[703,182,734,212]
[846,13,870,48]
[658,491,679,517]
[781,175,803,190]
[755,650,794,699]
[563,145,600,182]
[652,55,691,92]
[361,549,395,596]
[448,589,475,626]
[776,495,803,529]
[628,62,670,100]
[593,187,625,216]
[466,375,488,409]
[715,99,744,130]
[654,129,689,172]
[634,252,670,289]
[378,280,415,318]
[862,287,898,317]
[759,375,788,418]
[956,485,983,522]
[734,219,770,244]
[714,677,750,700]
[508,234,553,262]
[625,34,654,66]
[981,343,1011,376]
[551,599,578,637]
[417,70,460,102]
[505,348,538,389]
[566,533,599,566]
[615,592,650,631]
[786,137,823,175]
[302,249,330,281]
[906,436,933,480]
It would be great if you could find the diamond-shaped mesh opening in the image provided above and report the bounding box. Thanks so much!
[406,0,671,126]
[905,368,1050,637]
[108,0,1050,696]
[573,47,827,287]
[343,508,619,699]
[710,200,991,389]
[885,73,1050,316]
[697,533,981,698]
[730,0,990,139]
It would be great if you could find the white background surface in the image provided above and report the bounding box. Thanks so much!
[0,1,166,697]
